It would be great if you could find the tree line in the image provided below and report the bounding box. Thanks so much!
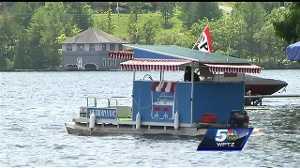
[0,2,299,70]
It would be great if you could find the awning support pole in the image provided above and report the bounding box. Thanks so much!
[160,70,164,81]
[190,65,194,124]
[132,70,136,120]
[160,70,162,81]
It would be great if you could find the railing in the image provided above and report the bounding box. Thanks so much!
[80,96,132,120]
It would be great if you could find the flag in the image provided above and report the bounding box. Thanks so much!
[193,25,213,53]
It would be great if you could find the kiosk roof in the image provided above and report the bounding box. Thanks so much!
[124,44,250,64]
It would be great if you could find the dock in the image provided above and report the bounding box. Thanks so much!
[245,94,300,99]
[244,94,300,106]
[65,118,208,137]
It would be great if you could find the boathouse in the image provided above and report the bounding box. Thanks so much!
[62,28,131,70]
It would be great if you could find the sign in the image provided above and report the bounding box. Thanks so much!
[151,82,176,122]
[87,107,117,120]
[197,128,253,151]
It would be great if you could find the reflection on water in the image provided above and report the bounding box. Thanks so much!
[0,70,299,167]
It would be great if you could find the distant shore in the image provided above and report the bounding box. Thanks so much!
[1,61,300,72]
[257,62,300,70]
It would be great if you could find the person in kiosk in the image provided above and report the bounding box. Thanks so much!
[184,66,200,82]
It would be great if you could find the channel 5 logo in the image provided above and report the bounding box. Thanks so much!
[197,128,253,151]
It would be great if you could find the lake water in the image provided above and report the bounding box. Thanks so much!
[0,70,299,167]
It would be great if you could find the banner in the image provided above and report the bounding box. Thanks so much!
[151,82,176,122]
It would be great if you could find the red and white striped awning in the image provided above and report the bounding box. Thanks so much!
[108,51,133,60]
[121,59,192,71]
[152,81,176,93]
[204,64,261,74]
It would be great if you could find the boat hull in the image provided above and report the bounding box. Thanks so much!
[245,83,286,95]
[218,74,288,95]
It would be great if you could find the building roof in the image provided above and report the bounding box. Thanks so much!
[124,44,251,64]
[63,28,126,44]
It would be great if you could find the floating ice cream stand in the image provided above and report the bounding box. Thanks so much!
[65,45,261,136]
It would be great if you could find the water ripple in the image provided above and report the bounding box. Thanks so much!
[1,71,300,167]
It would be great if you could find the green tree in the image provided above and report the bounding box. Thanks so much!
[94,8,115,33]
[11,2,43,29]
[0,56,8,70]
[178,2,222,28]
[14,33,32,69]
[155,29,194,48]
[27,2,76,69]
[155,30,177,45]
[231,2,266,60]
[158,2,175,28]
[273,3,300,44]
[126,3,144,43]
[141,19,158,44]
[128,2,143,21]
[254,7,288,64]
[65,2,93,30]
[127,11,140,43]
[106,8,113,33]
[0,11,20,70]
[261,2,283,13]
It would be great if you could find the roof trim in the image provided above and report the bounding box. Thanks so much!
[123,44,199,61]
[120,59,192,71]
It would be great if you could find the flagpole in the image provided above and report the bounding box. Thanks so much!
[192,37,200,50]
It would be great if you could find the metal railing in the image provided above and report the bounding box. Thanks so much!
[80,96,132,119]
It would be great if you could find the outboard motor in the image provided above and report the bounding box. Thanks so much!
[229,110,249,128]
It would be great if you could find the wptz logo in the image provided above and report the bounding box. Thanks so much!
[197,128,253,151]
[215,129,239,147]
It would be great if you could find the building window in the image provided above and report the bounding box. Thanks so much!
[110,44,115,51]
[89,44,95,52]
[77,44,84,51]
[119,44,123,51]
[66,44,72,51]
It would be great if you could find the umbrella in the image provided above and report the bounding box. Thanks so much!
[286,41,300,61]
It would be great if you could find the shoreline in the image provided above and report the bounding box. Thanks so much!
[1,62,300,72]
[1,67,300,72]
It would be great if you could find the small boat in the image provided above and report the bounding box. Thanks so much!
[244,75,288,95]
[208,73,288,106]
[221,74,288,106]
[215,74,288,95]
